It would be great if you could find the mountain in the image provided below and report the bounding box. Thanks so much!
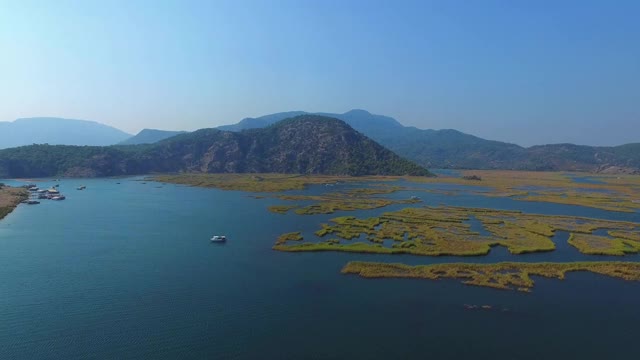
[0,115,431,178]
[521,143,640,172]
[216,110,523,168]
[218,109,403,136]
[0,117,131,149]
[120,129,187,145]
[217,111,307,132]
[217,110,640,172]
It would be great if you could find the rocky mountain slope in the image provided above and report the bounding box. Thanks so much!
[0,115,431,178]
[218,110,640,172]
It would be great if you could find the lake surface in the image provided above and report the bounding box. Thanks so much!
[1,178,639,360]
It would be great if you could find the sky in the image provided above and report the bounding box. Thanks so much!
[0,0,638,147]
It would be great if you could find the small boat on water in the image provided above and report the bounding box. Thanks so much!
[210,235,227,243]
[77,185,86,190]
[51,195,66,201]
[21,200,40,205]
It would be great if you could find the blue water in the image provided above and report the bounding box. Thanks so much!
[1,178,639,359]
[564,173,606,184]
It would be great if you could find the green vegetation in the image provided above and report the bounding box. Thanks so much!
[274,206,640,256]
[280,185,421,215]
[275,232,304,245]
[408,170,640,213]
[157,173,611,221]
[0,186,28,220]
[609,230,640,242]
[198,181,418,215]
[0,144,134,178]
[273,241,402,254]
[341,261,640,292]
[522,191,640,213]
[268,205,298,214]
[568,233,640,256]
[0,116,432,178]
[293,199,393,215]
[155,174,398,193]
[217,109,640,171]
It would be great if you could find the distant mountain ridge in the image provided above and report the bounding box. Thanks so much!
[5,112,638,173]
[0,115,431,178]
[0,117,131,149]
[217,109,404,134]
[119,129,187,145]
[218,111,308,132]
[217,110,640,173]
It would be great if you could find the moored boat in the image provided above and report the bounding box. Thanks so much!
[210,235,227,242]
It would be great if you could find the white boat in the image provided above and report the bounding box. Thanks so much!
[210,235,227,242]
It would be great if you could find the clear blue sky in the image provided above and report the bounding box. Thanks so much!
[1,0,638,146]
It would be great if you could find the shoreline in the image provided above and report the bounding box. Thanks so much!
[0,185,29,221]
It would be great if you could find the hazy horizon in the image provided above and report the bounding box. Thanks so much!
[1,108,638,148]
[1,0,638,146]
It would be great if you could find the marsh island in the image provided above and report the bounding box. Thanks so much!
[342,261,640,292]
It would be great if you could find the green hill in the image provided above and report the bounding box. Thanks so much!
[217,110,639,172]
[217,110,528,169]
[0,115,431,178]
